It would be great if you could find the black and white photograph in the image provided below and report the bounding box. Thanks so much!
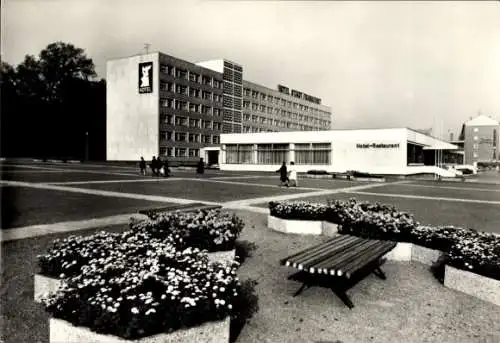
[1,1,500,342]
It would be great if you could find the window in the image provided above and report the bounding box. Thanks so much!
[189,72,200,83]
[225,144,253,163]
[189,118,199,128]
[203,120,212,129]
[294,143,331,164]
[175,116,187,126]
[243,101,250,109]
[260,93,267,101]
[175,132,186,142]
[161,114,173,124]
[267,107,273,114]
[251,91,258,99]
[167,148,173,157]
[188,133,199,142]
[213,108,221,116]
[252,103,258,110]
[202,76,212,85]
[160,131,172,140]
[160,81,173,92]
[176,69,187,79]
[189,148,199,157]
[203,135,212,143]
[202,105,212,115]
[259,105,266,112]
[213,136,219,144]
[175,100,188,111]
[175,148,186,157]
[243,126,250,133]
[159,147,166,156]
[200,91,211,101]
[257,144,289,164]
[161,98,174,108]
[189,103,200,113]
[244,88,251,96]
[214,122,222,130]
[189,88,200,98]
[268,95,274,102]
[214,94,222,102]
[251,115,258,123]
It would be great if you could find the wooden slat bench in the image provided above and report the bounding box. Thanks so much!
[280,235,397,309]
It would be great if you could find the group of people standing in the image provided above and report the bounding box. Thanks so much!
[276,161,298,187]
[139,156,170,177]
[139,157,205,177]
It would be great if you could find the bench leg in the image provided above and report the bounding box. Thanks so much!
[293,283,309,297]
[373,267,386,280]
[331,287,354,309]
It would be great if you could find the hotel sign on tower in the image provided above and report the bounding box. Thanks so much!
[138,62,153,94]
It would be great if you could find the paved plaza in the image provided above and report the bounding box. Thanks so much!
[1,161,500,343]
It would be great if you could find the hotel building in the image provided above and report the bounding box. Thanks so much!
[106,51,332,164]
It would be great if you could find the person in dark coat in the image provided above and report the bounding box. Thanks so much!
[139,157,146,176]
[276,161,289,187]
[150,156,158,176]
[196,158,205,174]
[162,158,170,177]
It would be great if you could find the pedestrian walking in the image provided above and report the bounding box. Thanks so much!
[276,161,289,187]
[139,157,147,176]
[150,156,158,176]
[162,158,171,177]
[288,161,298,187]
[196,158,205,174]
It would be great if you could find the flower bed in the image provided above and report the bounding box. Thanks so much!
[37,210,243,279]
[130,209,244,253]
[267,199,500,282]
[42,238,239,341]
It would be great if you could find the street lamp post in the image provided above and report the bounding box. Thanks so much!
[85,131,89,162]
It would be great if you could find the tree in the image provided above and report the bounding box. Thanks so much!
[37,42,96,103]
[1,42,103,159]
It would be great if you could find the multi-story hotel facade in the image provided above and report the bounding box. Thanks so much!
[106,51,332,164]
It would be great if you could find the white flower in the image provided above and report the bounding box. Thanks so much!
[131,307,139,314]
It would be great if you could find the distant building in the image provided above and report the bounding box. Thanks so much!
[106,52,332,163]
[459,115,499,165]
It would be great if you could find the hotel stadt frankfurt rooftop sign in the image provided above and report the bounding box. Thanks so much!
[139,62,153,94]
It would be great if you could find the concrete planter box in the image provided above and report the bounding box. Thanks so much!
[444,265,500,307]
[50,316,230,343]
[384,243,443,265]
[321,221,339,236]
[268,215,322,235]
[207,249,236,265]
[34,273,63,303]
[384,242,413,262]
[411,244,442,265]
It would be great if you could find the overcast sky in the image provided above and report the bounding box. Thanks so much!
[3,0,500,139]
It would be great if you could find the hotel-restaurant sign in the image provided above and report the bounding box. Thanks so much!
[356,143,400,149]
